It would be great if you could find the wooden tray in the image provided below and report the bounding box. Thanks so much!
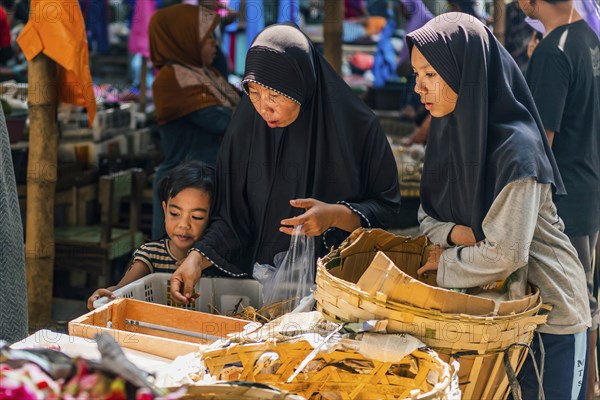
[69,298,252,359]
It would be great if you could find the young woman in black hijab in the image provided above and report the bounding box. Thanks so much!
[409,12,591,399]
[170,23,401,291]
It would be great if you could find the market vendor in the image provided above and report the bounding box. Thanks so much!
[171,23,401,303]
[408,13,591,399]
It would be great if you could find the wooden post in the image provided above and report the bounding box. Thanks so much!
[323,0,344,74]
[26,53,58,329]
[139,56,147,113]
[493,0,506,45]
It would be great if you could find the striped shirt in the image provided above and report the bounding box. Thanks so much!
[133,239,179,273]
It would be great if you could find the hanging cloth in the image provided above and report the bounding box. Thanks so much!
[0,106,28,343]
[278,0,300,24]
[373,9,397,88]
[244,0,264,52]
[398,0,433,65]
[17,0,97,126]
[79,0,110,54]
[128,0,156,58]
[221,0,263,74]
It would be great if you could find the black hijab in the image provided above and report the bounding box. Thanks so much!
[406,13,565,241]
[193,23,401,276]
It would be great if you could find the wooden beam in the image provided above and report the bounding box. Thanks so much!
[139,57,147,113]
[323,0,344,74]
[493,0,506,45]
[26,53,58,328]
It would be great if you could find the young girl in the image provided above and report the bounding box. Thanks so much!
[408,13,591,399]
[87,161,214,310]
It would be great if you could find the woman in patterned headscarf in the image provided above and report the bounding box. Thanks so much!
[149,4,240,239]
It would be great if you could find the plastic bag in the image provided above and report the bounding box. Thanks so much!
[253,225,315,315]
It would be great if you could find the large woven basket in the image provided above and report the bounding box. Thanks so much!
[202,340,456,400]
[315,229,549,399]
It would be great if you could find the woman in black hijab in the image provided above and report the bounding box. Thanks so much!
[409,12,590,399]
[171,23,401,287]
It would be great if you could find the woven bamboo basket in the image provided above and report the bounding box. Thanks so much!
[202,340,456,400]
[315,229,549,399]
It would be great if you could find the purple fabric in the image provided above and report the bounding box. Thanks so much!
[399,0,434,64]
[128,0,157,58]
[579,0,600,38]
[526,0,600,39]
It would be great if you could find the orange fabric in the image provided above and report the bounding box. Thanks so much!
[17,0,96,126]
[365,16,387,36]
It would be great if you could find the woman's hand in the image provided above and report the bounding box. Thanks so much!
[280,198,361,236]
[280,198,336,236]
[417,245,443,278]
[170,251,206,304]
[87,288,115,311]
[449,225,477,246]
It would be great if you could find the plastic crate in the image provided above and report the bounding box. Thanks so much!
[94,273,262,314]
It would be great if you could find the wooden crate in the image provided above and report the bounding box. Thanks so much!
[69,298,252,359]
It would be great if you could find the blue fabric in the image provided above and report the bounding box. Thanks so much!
[278,0,300,24]
[126,0,136,25]
[222,0,264,75]
[373,11,397,88]
[367,0,388,17]
[245,0,265,49]
[79,0,110,54]
[515,331,588,399]
[152,106,231,239]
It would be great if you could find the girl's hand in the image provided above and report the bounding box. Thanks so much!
[280,198,338,236]
[417,245,443,278]
[87,288,115,311]
[449,225,476,246]
[170,251,206,305]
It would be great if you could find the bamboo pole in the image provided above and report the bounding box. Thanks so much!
[493,0,506,45]
[26,53,58,329]
[323,0,344,75]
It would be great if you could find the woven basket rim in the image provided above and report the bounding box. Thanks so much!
[316,263,545,323]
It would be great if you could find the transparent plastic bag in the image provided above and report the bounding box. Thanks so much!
[253,225,315,315]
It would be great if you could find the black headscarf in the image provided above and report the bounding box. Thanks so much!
[406,13,565,241]
[193,23,401,276]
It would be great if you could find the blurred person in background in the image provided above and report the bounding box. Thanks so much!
[520,0,600,397]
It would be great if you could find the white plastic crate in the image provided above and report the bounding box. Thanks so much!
[94,273,262,314]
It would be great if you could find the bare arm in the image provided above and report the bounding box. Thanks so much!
[545,129,555,146]
[87,261,151,309]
